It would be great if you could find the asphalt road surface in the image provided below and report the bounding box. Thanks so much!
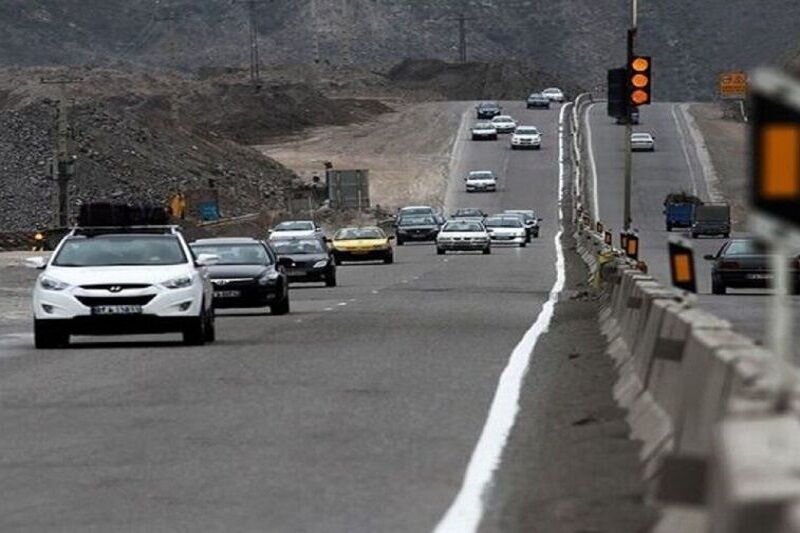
[0,102,567,532]
[585,102,800,357]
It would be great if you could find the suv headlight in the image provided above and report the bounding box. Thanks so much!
[40,276,69,291]
[164,276,193,289]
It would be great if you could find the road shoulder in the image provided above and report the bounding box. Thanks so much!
[479,231,657,533]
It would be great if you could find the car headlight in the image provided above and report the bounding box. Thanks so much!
[40,276,69,291]
[313,260,328,269]
[258,270,281,285]
[164,276,193,289]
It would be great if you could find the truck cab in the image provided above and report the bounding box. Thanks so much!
[663,193,702,231]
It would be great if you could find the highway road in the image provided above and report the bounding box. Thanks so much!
[585,102,800,356]
[0,102,579,532]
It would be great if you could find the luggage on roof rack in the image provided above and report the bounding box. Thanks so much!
[78,202,170,227]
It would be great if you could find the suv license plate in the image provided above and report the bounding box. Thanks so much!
[92,305,143,315]
[747,273,773,280]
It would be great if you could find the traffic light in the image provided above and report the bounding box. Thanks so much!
[751,69,800,227]
[628,56,652,106]
[608,67,628,119]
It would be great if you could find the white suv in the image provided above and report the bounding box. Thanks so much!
[27,226,218,349]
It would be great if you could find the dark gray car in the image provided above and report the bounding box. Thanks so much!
[704,238,800,295]
[396,215,440,245]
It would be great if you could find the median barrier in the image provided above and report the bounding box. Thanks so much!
[710,416,800,533]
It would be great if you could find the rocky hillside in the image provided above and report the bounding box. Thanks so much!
[0,68,390,231]
[2,1,800,100]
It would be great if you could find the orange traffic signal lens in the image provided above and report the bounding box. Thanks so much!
[631,90,649,105]
[631,57,649,72]
[632,74,649,88]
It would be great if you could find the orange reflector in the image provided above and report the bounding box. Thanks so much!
[632,74,649,88]
[760,124,800,199]
[631,57,649,72]
[631,90,649,105]
[672,253,693,283]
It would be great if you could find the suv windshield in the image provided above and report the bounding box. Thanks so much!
[54,235,187,267]
[191,243,272,265]
[399,208,433,216]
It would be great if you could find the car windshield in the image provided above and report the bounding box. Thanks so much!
[485,218,522,228]
[400,216,435,226]
[455,209,482,217]
[399,207,432,216]
[274,221,314,231]
[474,123,493,129]
[493,116,513,122]
[443,222,483,232]
[515,127,539,134]
[469,172,493,179]
[725,240,767,256]
[53,235,187,267]
[631,134,651,139]
[335,228,384,240]
[191,243,272,265]
[479,103,499,109]
[271,239,326,254]
[506,211,534,222]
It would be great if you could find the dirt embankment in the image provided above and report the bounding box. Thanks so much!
[0,68,391,232]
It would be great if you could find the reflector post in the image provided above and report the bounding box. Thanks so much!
[605,231,613,246]
[625,234,640,260]
[668,241,697,293]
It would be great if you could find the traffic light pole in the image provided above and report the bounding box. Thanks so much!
[623,27,636,232]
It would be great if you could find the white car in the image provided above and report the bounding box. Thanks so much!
[465,170,497,193]
[484,216,528,247]
[542,87,565,102]
[436,220,491,255]
[269,220,323,240]
[490,115,517,134]
[471,122,498,141]
[630,132,656,152]
[510,126,542,150]
[27,225,218,349]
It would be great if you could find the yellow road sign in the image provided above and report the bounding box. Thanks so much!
[720,71,748,99]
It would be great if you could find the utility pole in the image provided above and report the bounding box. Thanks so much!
[449,14,475,63]
[623,0,638,232]
[234,0,270,91]
[41,76,82,228]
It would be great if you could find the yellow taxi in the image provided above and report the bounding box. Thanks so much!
[330,226,394,265]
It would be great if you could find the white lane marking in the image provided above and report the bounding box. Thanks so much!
[337,302,347,307]
[677,103,725,202]
[584,102,601,221]
[445,106,475,212]
[324,307,333,312]
[433,102,570,533]
[671,104,700,197]
[371,290,379,294]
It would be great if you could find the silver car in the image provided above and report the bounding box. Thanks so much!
[630,132,655,152]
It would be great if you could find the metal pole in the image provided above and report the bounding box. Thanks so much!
[770,234,794,409]
[623,1,637,232]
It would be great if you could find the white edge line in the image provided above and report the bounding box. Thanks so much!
[432,103,570,533]
[583,102,601,222]
[670,104,700,198]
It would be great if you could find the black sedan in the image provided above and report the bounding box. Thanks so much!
[271,237,336,287]
[476,101,502,119]
[704,238,799,295]
[190,237,291,314]
[396,215,440,245]
[526,93,550,109]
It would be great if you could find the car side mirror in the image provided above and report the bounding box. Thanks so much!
[277,257,294,268]
[703,254,716,261]
[25,256,48,269]
[388,235,395,241]
[195,253,219,267]
[324,237,332,243]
